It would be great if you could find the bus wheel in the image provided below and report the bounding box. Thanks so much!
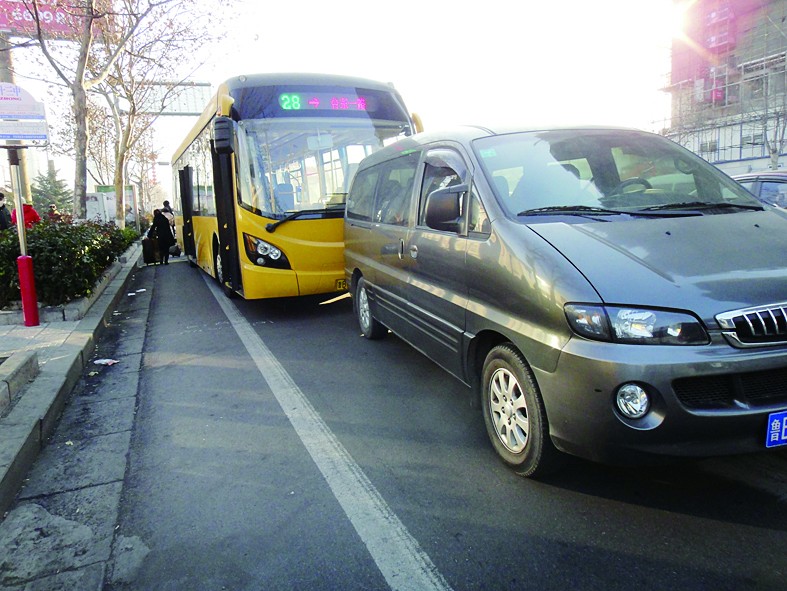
[481,344,562,478]
[355,277,386,340]
[213,246,235,298]
[213,245,223,284]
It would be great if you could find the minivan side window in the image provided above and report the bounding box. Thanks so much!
[374,152,419,226]
[419,164,463,226]
[346,167,380,221]
[468,190,491,237]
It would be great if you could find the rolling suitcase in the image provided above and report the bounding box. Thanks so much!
[142,236,160,265]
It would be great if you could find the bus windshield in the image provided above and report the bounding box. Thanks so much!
[237,117,409,218]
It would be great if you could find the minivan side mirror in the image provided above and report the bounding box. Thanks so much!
[214,116,235,154]
[425,183,468,232]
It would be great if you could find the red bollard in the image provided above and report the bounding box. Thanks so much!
[17,255,39,327]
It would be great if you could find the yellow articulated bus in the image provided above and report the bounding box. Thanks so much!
[171,73,420,299]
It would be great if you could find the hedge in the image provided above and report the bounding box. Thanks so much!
[0,220,138,309]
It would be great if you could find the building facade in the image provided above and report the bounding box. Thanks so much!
[664,0,787,175]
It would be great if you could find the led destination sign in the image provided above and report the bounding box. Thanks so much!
[279,92,373,112]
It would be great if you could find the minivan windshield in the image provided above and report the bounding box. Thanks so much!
[473,129,762,218]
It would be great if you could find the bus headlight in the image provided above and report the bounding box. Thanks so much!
[243,233,291,269]
[256,240,281,260]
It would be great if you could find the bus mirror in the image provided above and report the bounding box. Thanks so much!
[214,117,235,154]
[411,112,424,134]
[425,183,467,232]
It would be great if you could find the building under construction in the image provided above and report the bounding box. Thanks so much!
[664,0,787,174]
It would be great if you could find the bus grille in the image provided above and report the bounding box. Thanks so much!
[716,304,787,347]
[673,366,787,410]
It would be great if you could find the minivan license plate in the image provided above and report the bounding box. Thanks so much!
[765,410,787,448]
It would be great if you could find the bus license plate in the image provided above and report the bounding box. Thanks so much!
[336,279,347,291]
[765,410,787,448]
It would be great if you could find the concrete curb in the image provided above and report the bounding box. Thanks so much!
[0,351,39,416]
[0,243,142,515]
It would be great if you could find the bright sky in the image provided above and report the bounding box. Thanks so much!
[191,0,677,133]
[25,0,681,192]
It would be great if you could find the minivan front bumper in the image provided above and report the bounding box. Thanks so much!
[533,335,787,464]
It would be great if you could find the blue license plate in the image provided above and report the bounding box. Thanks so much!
[765,410,787,448]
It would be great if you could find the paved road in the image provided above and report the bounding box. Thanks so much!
[3,259,786,590]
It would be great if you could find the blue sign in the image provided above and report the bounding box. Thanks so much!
[765,410,787,448]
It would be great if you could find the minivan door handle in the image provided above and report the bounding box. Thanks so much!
[409,244,418,260]
[398,239,405,260]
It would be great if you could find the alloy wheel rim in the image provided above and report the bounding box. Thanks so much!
[358,287,371,332]
[489,367,529,453]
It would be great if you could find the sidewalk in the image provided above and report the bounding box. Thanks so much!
[0,243,143,515]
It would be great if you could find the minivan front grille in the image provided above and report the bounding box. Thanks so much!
[716,303,787,347]
[673,366,787,410]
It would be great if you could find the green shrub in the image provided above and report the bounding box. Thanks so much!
[0,219,137,308]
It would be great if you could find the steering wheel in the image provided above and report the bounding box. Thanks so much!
[612,177,652,194]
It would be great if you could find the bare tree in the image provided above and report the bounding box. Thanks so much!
[93,0,228,225]
[14,0,228,218]
[19,0,169,216]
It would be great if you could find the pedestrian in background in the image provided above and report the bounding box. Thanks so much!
[11,202,41,229]
[148,208,176,265]
[47,203,61,221]
[0,193,11,231]
[161,200,175,235]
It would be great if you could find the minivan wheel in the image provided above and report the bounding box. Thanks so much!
[355,278,386,339]
[481,344,561,478]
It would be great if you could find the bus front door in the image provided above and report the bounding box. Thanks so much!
[178,167,196,260]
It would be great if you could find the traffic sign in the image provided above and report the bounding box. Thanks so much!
[0,83,49,145]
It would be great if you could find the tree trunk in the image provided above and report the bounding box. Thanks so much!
[113,149,127,229]
[72,83,90,218]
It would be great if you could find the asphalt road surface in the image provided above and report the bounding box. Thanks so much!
[107,260,786,591]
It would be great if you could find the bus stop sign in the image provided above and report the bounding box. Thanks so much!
[0,83,49,145]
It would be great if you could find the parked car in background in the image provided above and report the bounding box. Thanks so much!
[732,170,787,207]
[345,126,787,478]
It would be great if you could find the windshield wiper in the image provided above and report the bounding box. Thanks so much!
[640,201,763,213]
[517,205,626,216]
[265,208,331,232]
[516,205,685,218]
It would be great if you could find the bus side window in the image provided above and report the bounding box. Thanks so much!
[347,167,380,222]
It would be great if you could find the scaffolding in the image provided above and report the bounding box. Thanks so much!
[662,0,787,173]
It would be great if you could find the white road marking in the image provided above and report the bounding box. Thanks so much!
[205,277,454,591]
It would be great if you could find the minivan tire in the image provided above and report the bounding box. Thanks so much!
[355,277,386,340]
[481,344,561,478]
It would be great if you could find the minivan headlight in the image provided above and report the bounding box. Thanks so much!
[564,304,709,345]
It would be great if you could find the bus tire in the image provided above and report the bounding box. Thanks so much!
[213,243,235,298]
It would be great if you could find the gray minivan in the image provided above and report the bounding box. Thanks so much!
[343,126,787,477]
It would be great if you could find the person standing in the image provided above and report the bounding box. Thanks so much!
[0,193,11,231]
[161,200,175,234]
[11,202,41,229]
[147,209,176,265]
